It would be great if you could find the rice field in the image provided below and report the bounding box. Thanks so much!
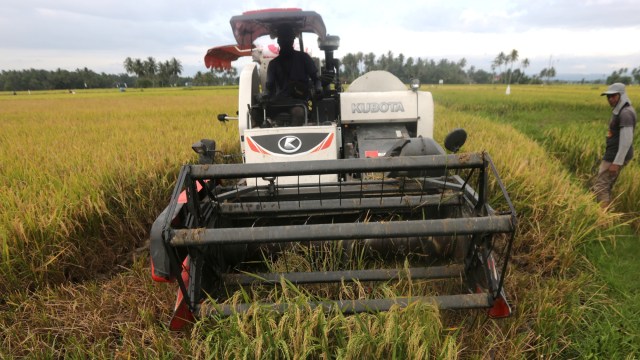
[0,84,638,358]
[431,84,639,216]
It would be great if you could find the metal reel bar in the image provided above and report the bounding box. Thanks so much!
[187,153,485,180]
[201,293,493,317]
[222,264,465,285]
[169,215,514,246]
[215,193,464,217]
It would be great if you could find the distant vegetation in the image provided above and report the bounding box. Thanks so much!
[2,50,640,91]
[0,68,136,92]
[123,56,184,88]
[339,49,640,86]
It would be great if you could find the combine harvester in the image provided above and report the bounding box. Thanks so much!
[150,8,517,330]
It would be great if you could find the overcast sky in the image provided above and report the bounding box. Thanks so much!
[1,0,639,79]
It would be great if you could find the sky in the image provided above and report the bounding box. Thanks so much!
[1,0,639,80]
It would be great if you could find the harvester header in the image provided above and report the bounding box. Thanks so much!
[151,8,516,330]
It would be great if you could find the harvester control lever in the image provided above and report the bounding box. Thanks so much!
[217,113,238,122]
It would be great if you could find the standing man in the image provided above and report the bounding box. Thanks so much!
[592,83,636,207]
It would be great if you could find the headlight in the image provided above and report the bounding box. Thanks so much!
[410,78,420,91]
[318,35,340,51]
[192,139,217,164]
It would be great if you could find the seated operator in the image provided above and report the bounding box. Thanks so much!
[263,23,322,126]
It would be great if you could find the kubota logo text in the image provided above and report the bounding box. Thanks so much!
[277,136,302,153]
[351,102,405,113]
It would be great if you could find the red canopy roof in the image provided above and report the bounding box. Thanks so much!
[230,8,326,48]
[204,8,327,69]
[204,45,252,70]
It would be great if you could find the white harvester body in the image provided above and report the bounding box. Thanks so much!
[150,8,516,331]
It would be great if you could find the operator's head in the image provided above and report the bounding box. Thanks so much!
[601,83,625,107]
[601,82,631,113]
[276,23,296,50]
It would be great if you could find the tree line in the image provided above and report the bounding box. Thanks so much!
[191,67,239,86]
[339,50,533,85]
[609,68,640,85]
[0,56,237,91]
[122,56,241,87]
[3,51,640,92]
[123,57,184,88]
[0,68,136,92]
[339,49,640,86]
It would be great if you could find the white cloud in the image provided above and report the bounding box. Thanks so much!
[0,0,639,77]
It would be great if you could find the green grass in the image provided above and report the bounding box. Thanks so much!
[431,84,640,358]
[575,228,640,357]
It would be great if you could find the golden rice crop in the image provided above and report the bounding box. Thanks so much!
[432,84,639,216]
[0,85,635,358]
[0,87,239,293]
[544,123,639,216]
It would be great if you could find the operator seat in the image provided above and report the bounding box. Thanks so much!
[264,98,308,127]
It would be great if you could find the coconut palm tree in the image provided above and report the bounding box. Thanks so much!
[506,49,519,85]
[169,57,183,85]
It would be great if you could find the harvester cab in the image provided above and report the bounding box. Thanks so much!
[150,8,517,331]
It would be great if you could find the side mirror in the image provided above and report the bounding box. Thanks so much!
[444,128,467,153]
[192,139,217,164]
[318,35,340,51]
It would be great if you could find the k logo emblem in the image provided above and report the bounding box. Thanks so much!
[278,136,302,153]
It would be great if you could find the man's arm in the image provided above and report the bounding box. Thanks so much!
[264,61,276,97]
[303,53,322,92]
[612,126,633,166]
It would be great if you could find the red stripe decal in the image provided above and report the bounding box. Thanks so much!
[311,133,334,153]
[246,137,263,153]
[320,133,334,150]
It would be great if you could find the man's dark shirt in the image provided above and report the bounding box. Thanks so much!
[266,50,318,100]
[604,104,636,162]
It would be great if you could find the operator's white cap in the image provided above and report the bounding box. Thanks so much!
[601,82,626,96]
